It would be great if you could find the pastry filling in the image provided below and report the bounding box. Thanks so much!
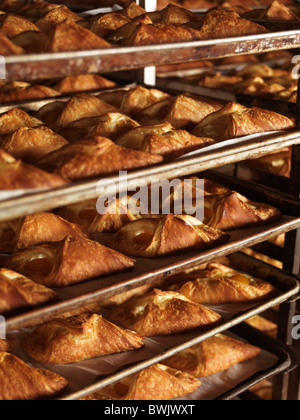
[24,257,52,273]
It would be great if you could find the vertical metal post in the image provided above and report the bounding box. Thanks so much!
[135,0,157,86]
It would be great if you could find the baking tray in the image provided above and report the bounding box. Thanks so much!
[1,127,300,222]
[4,206,300,333]
[155,78,299,117]
[6,252,298,401]
[216,322,296,400]
[49,252,298,400]
[4,29,300,82]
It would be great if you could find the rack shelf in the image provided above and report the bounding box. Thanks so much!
[1,1,300,402]
[4,29,300,82]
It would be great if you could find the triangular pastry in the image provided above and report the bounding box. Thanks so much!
[116,121,214,159]
[20,313,145,364]
[0,126,68,163]
[164,334,261,377]
[262,0,299,21]
[246,315,278,338]
[116,122,174,149]
[84,363,200,400]
[35,6,84,31]
[114,21,204,46]
[89,13,131,39]
[191,102,295,141]
[245,148,292,177]
[106,214,230,258]
[2,235,135,287]
[0,212,90,253]
[0,108,43,136]
[0,82,60,103]
[40,22,112,53]
[0,352,68,400]
[147,4,203,25]
[35,136,163,181]
[117,86,171,118]
[141,129,215,160]
[194,7,268,39]
[53,94,119,128]
[0,34,25,55]
[87,113,141,141]
[0,150,67,190]
[167,262,279,304]
[138,94,223,129]
[58,113,139,143]
[56,197,141,233]
[0,267,57,314]
[53,74,116,94]
[0,15,40,38]
[107,288,222,336]
[118,2,147,19]
[204,191,282,230]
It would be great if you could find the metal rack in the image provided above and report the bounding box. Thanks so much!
[1,0,300,401]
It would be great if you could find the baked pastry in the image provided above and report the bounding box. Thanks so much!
[56,197,140,233]
[0,352,68,400]
[167,262,279,304]
[246,315,278,338]
[107,288,222,336]
[147,4,202,25]
[53,74,116,94]
[0,267,57,314]
[114,21,204,46]
[58,112,139,143]
[194,7,268,39]
[0,212,90,253]
[87,113,141,141]
[35,6,84,31]
[245,148,292,177]
[20,313,144,364]
[0,150,67,190]
[0,15,40,38]
[0,108,42,136]
[0,126,68,163]
[89,13,131,39]
[192,102,295,141]
[84,363,200,400]
[164,334,261,377]
[2,235,135,287]
[118,2,147,19]
[116,122,174,149]
[140,128,215,160]
[40,22,112,53]
[106,214,230,258]
[117,86,171,118]
[0,81,60,103]
[262,0,299,21]
[204,191,282,231]
[53,94,119,128]
[139,94,223,130]
[0,34,25,55]
[116,121,214,159]
[0,336,15,352]
[35,136,163,181]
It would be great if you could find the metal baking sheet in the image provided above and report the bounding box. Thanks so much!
[6,252,297,401]
[4,30,300,82]
[4,213,300,333]
[0,129,299,222]
[54,252,298,400]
